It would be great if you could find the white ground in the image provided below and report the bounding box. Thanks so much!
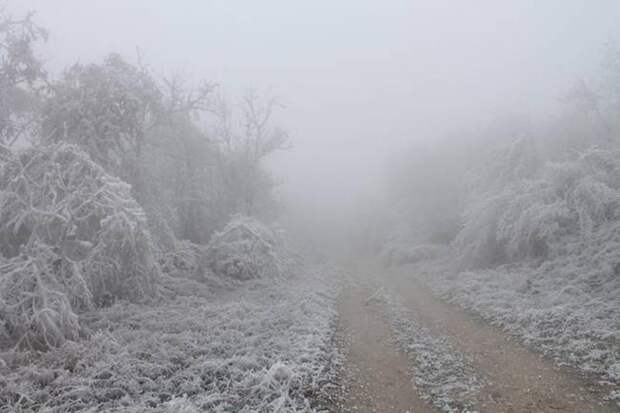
[0,256,341,412]
[414,254,620,405]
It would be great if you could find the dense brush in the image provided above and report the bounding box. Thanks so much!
[0,144,160,350]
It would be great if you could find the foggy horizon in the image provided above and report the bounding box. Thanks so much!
[12,0,620,219]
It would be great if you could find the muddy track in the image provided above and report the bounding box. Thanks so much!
[336,262,618,412]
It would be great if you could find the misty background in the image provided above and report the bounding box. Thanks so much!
[12,0,620,241]
[3,2,620,411]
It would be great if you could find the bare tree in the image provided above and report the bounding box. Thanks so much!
[564,77,612,142]
[213,89,290,216]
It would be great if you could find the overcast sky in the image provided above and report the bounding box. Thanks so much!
[10,0,620,222]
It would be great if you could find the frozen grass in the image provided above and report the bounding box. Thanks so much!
[379,292,483,413]
[413,235,620,404]
[0,254,340,412]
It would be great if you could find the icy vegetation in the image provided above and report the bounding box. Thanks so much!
[204,216,282,280]
[0,254,340,412]
[383,145,620,402]
[382,143,620,402]
[5,2,620,410]
[0,8,341,412]
[431,147,620,392]
[0,144,159,351]
[379,292,482,412]
[379,46,620,404]
[418,251,620,398]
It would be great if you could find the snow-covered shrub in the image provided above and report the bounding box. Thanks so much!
[495,180,573,261]
[0,259,339,412]
[454,147,620,269]
[0,243,83,350]
[203,216,281,280]
[159,240,203,278]
[453,191,511,269]
[0,143,159,350]
[455,184,570,269]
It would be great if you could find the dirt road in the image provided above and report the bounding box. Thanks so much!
[336,283,435,413]
[336,262,618,412]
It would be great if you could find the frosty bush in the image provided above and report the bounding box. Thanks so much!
[159,239,203,279]
[0,243,83,350]
[454,146,620,269]
[203,216,281,280]
[0,260,339,412]
[452,192,509,269]
[0,143,159,350]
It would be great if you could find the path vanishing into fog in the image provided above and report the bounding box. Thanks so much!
[335,262,618,413]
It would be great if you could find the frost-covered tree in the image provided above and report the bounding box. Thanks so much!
[0,8,47,146]
[383,48,620,270]
[40,55,235,245]
[143,105,222,245]
[212,89,289,218]
[41,53,162,187]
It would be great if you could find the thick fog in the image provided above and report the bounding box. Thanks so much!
[4,2,620,411]
[12,1,620,231]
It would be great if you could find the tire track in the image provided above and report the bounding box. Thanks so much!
[336,282,436,413]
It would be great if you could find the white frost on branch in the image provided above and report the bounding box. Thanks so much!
[0,143,160,350]
[203,216,281,281]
